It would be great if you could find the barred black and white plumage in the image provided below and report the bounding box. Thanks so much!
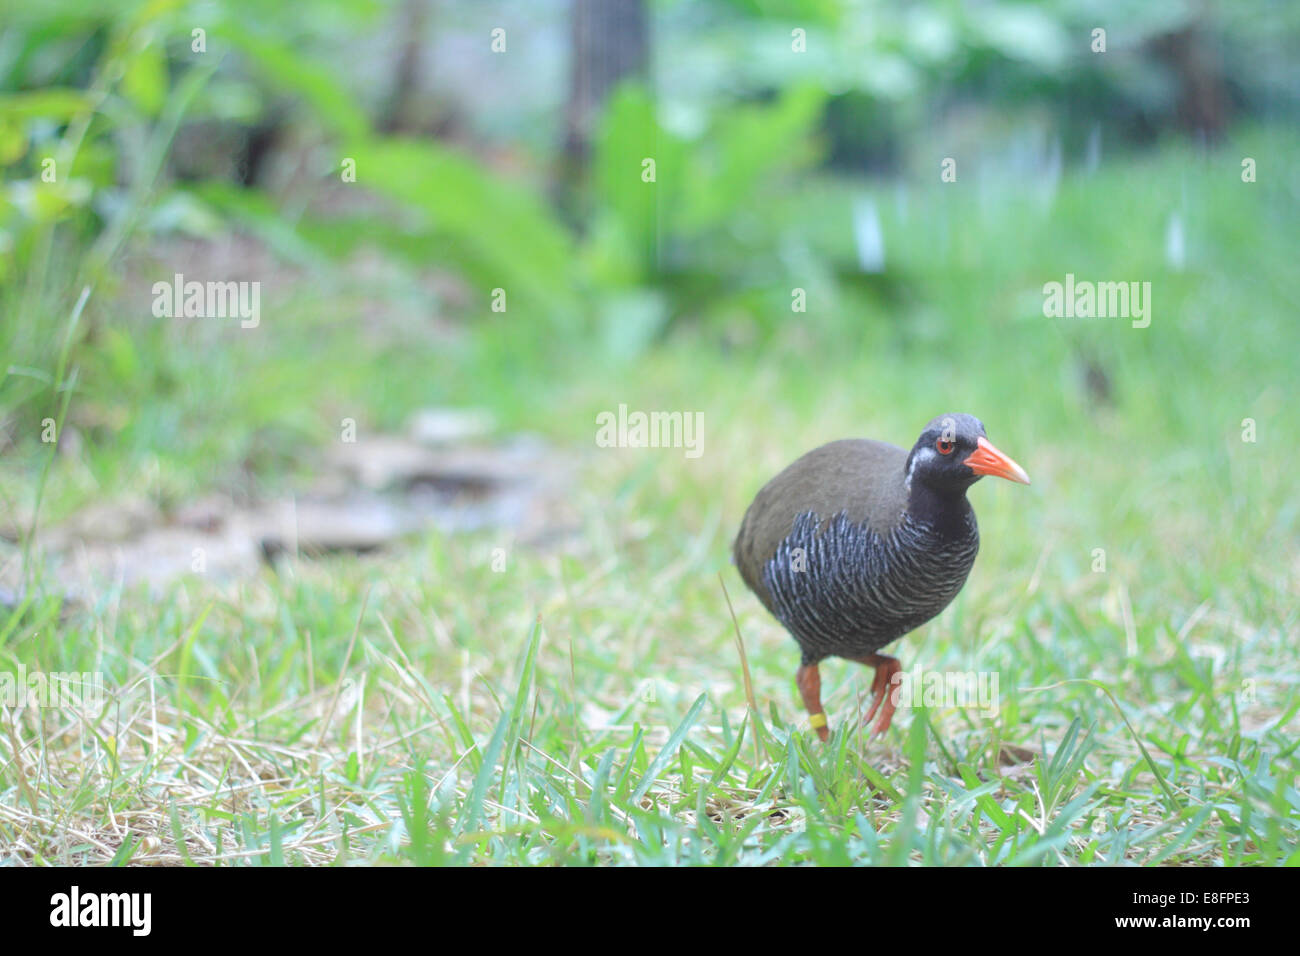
[760,508,979,664]
[732,414,1030,740]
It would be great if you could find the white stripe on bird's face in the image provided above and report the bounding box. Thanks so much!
[905,444,940,490]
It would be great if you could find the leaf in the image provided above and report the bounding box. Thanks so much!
[352,137,578,323]
[175,603,213,713]
[0,121,28,166]
[678,83,826,232]
[458,711,509,841]
[0,89,94,121]
[191,182,327,263]
[213,21,369,141]
[592,84,682,279]
[121,34,168,116]
[109,835,137,866]
[958,762,1011,829]
[631,693,707,804]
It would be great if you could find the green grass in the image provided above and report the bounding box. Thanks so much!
[1,130,1297,865]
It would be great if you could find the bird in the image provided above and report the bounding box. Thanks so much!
[733,413,1029,741]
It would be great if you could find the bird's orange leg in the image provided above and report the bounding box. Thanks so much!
[854,653,902,737]
[796,663,829,741]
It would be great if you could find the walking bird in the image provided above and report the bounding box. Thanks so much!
[733,414,1029,740]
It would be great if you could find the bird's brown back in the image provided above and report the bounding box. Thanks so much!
[733,438,910,608]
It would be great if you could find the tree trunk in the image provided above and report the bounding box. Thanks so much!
[379,0,431,134]
[565,0,649,161]
[1149,24,1229,142]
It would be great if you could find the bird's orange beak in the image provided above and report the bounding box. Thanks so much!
[965,436,1031,485]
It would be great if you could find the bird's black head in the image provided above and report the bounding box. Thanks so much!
[905,413,1030,496]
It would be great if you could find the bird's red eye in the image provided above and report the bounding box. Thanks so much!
[936,438,954,455]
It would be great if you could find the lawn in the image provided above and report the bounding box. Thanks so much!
[1,128,1296,865]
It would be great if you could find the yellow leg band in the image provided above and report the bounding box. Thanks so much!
[808,713,827,729]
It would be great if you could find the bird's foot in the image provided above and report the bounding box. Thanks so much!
[859,653,902,737]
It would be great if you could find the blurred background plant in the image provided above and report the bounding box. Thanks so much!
[4,0,1296,396]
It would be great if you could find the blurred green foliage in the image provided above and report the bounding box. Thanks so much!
[0,0,1297,429]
